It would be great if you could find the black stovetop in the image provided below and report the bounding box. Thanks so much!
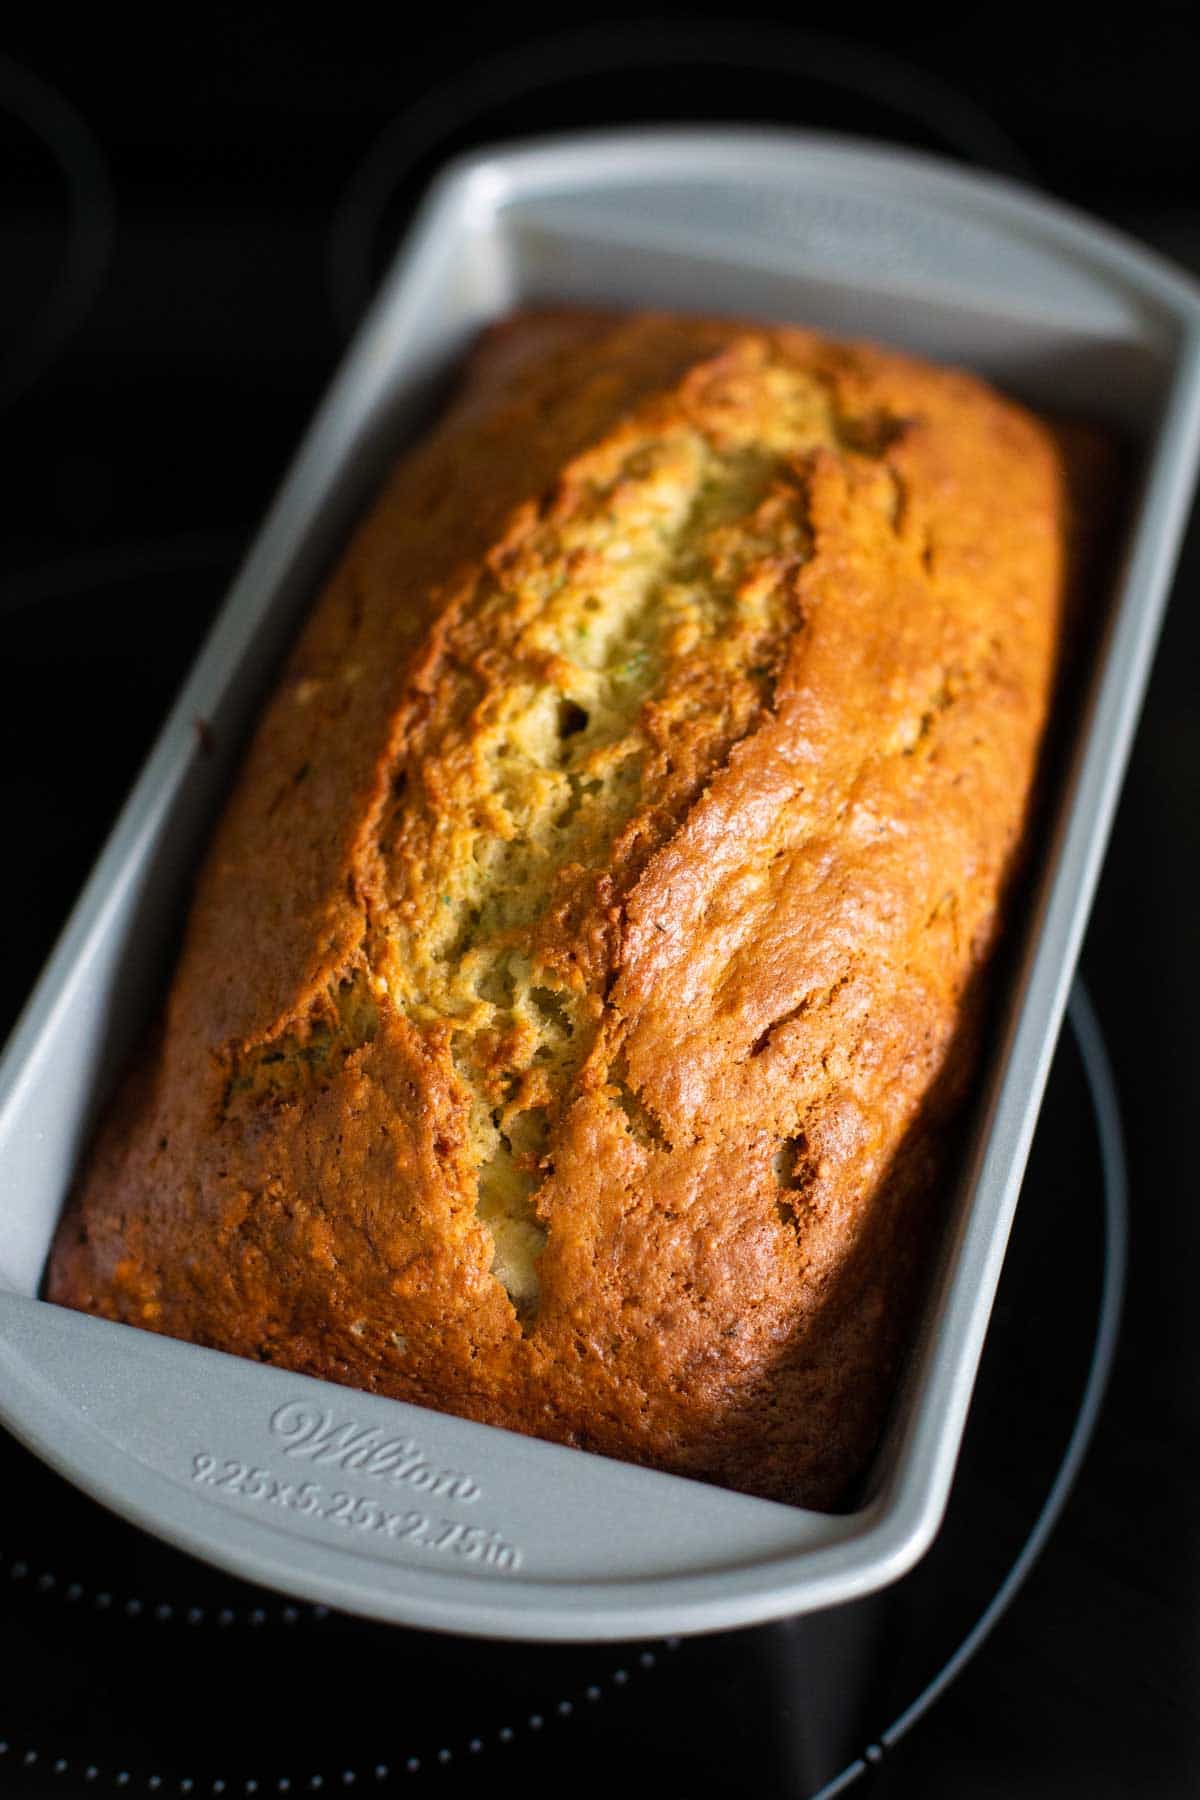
[2,10,1198,1796]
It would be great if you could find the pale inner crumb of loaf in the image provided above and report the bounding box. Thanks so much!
[221,364,838,1318]
[372,365,834,1317]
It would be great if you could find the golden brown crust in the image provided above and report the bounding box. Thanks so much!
[49,310,1073,1506]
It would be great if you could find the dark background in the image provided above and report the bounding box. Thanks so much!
[1,6,1198,1795]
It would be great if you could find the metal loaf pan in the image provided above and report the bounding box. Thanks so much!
[1,129,1197,1642]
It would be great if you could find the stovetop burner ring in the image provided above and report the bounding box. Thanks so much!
[1,1556,323,1630]
[0,1641,679,1790]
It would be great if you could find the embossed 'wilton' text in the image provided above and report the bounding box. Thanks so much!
[269,1401,480,1502]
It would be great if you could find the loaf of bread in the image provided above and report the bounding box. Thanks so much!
[48,310,1073,1507]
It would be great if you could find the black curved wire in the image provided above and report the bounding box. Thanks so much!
[0,533,243,619]
[810,976,1128,1798]
[326,22,1036,333]
[0,55,115,408]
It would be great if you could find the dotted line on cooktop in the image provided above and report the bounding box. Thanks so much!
[0,1641,679,1788]
[2,1554,691,1648]
[0,1554,328,1628]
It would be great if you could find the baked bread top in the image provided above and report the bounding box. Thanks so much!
[49,310,1070,1506]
